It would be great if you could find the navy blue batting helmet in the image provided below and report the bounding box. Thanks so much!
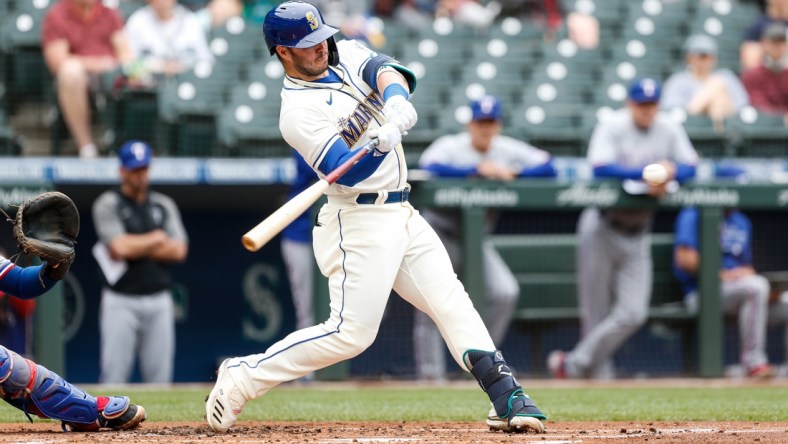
[263,1,339,65]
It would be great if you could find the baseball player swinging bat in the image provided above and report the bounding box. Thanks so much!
[242,139,379,252]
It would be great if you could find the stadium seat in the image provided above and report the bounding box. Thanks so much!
[216,80,284,157]
[157,61,230,156]
[489,16,547,42]
[208,17,263,82]
[0,4,52,110]
[415,17,480,44]
[511,104,587,156]
[726,108,788,157]
[0,110,19,155]
[670,110,732,158]
[519,81,589,112]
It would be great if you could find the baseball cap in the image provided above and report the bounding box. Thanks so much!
[118,140,152,170]
[628,78,661,104]
[762,22,787,41]
[470,95,502,121]
[683,34,718,55]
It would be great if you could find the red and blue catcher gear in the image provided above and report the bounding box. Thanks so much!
[263,1,339,66]
[0,345,132,430]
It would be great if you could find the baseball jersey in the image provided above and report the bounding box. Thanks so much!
[93,189,188,294]
[0,254,13,282]
[588,108,699,168]
[278,40,408,195]
[673,207,754,295]
[419,133,551,173]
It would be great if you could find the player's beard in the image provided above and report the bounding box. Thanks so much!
[293,54,329,79]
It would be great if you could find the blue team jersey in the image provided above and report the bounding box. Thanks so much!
[282,150,319,243]
[0,255,14,283]
[673,207,753,295]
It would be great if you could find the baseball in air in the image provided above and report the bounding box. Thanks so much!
[642,163,669,185]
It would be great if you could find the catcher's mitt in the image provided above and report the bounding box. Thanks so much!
[13,191,80,281]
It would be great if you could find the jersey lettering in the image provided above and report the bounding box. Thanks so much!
[338,92,385,147]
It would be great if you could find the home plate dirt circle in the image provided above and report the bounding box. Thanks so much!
[0,421,786,443]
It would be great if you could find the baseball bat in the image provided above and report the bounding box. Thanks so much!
[242,140,378,252]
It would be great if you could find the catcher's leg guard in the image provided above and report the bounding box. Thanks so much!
[464,349,546,433]
[0,346,145,431]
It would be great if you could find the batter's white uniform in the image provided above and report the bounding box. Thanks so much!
[222,40,495,399]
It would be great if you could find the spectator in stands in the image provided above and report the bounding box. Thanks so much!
[42,0,134,158]
[741,22,788,118]
[415,95,557,380]
[436,0,502,30]
[673,205,788,378]
[372,0,435,32]
[124,0,214,83]
[497,0,600,48]
[196,0,245,32]
[547,78,699,380]
[741,0,788,70]
[313,0,386,48]
[662,34,749,132]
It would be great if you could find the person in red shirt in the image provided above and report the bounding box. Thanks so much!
[42,0,133,158]
[741,22,788,120]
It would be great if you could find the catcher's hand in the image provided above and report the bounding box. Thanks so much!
[13,192,80,281]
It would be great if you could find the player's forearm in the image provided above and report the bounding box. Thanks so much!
[376,70,409,98]
[519,161,558,178]
[424,163,477,177]
[0,265,56,300]
[148,240,188,263]
[674,163,696,183]
[675,247,699,275]
[592,164,643,179]
[108,231,166,260]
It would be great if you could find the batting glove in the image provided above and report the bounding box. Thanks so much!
[382,95,417,133]
[368,122,402,153]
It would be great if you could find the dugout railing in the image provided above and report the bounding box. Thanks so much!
[409,178,788,378]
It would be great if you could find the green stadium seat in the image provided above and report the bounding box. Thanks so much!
[415,17,480,44]
[488,16,546,42]
[217,80,284,157]
[157,62,231,156]
[0,110,19,155]
[671,111,732,158]
[726,108,788,157]
[0,5,52,109]
[510,104,586,156]
[208,17,263,81]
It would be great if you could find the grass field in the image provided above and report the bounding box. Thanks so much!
[3,382,785,424]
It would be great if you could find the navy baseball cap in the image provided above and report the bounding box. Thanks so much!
[118,140,152,170]
[470,95,502,121]
[628,78,661,104]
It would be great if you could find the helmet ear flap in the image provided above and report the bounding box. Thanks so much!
[327,37,339,66]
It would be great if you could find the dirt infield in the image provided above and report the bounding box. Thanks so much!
[1,420,786,443]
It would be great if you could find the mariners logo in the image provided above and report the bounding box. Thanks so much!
[306,11,319,30]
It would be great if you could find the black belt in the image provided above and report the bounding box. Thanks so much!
[356,189,409,204]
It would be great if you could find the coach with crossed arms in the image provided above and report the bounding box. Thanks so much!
[206,1,546,434]
[92,140,188,384]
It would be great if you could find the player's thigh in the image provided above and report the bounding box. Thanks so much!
[393,212,462,313]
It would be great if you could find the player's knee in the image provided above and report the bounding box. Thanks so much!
[746,275,770,302]
[336,325,378,356]
[0,346,33,394]
[614,309,647,330]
